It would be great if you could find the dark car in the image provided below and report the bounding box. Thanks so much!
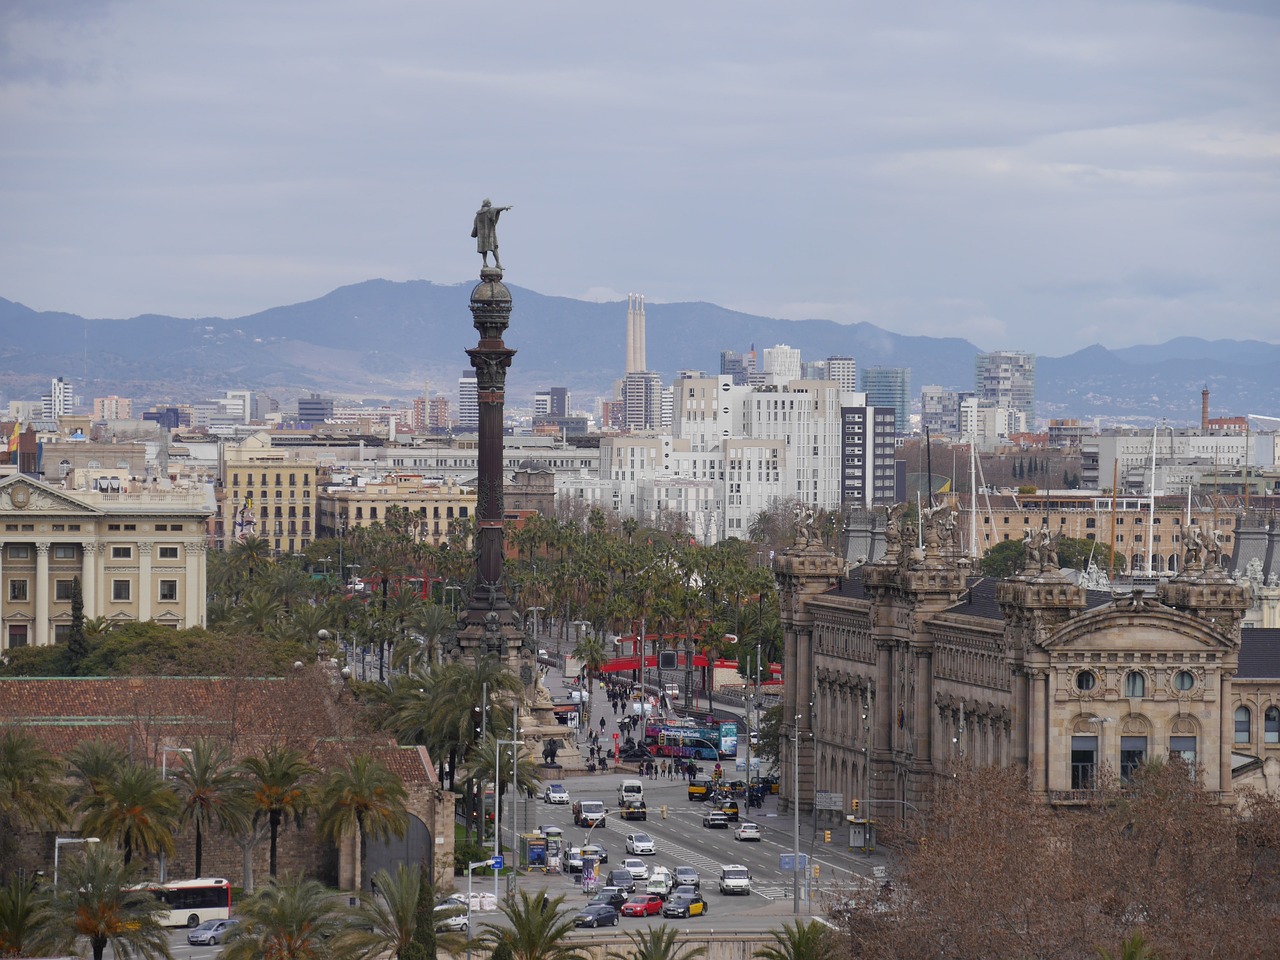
[661,892,708,918]
[606,869,637,893]
[620,800,648,821]
[588,887,628,910]
[669,884,698,900]
[674,866,700,890]
[574,903,620,928]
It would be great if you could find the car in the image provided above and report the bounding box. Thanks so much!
[734,821,762,841]
[574,903,620,928]
[645,866,673,898]
[669,884,698,900]
[661,892,708,918]
[606,869,636,893]
[702,811,729,829]
[439,891,499,911]
[688,778,712,800]
[625,832,655,855]
[718,864,752,895]
[187,919,239,946]
[752,774,780,795]
[588,887,628,910]
[716,800,742,821]
[619,799,648,821]
[621,894,665,917]
[622,857,649,881]
[433,910,469,934]
[723,779,749,798]
[674,866,700,890]
[543,783,570,804]
[749,730,760,746]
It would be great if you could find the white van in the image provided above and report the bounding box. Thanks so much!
[617,779,644,805]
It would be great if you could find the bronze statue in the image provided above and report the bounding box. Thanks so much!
[472,198,512,269]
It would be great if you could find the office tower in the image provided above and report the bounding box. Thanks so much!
[762,344,802,381]
[720,350,749,385]
[802,360,828,380]
[626,293,647,374]
[975,351,1036,426]
[296,394,335,423]
[861,367,911,436]
[457,371,478,431]
[827,356,857,394]
[622,371,664,431]
[42,377,73,420]
[840,400,898,507]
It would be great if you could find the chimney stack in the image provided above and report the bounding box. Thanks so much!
[1201,386,1210,432]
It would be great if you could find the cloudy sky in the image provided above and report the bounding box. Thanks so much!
[1,0,1276,356]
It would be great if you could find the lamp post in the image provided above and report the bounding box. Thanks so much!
[496,720,524,899]
[54,836,100,890]
[159,746,192,882]
[465,856,499,960]
[526,606,544,649]
[444,583,462,614]
[791,713,803,914]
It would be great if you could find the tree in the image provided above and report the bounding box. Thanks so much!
[1096,932,1161,960]
[238,746,317,879]
[608,926,707,960]
[0,875,56,959]
[753,920,831,960]
[39,843,172,960]
[317,753,409,892]
[67,576,88,674]
[76,760,180,866]
[0,729,69,871]
[173,739,251,879]
[979,539,1026,578]
[220,876,344,960]
[479,891,586,960]
[339,862,463,960]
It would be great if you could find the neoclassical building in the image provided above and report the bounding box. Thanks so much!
[0,473,212,650]
[777,508,1280,828]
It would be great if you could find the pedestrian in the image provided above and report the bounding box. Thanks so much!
[600,716,607,733]
[612,700,619,715]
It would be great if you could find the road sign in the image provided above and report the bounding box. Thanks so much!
[815,791,844,811]
[779,853,809,872]
[491,855,504,870]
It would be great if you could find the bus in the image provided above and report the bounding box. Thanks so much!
[644,720,739,759]
[143,878,233,927]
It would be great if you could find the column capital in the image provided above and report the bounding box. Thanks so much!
[83,541,99,555]
[137,541,154,556]
[186,540,208,555]
[35,541,51,556]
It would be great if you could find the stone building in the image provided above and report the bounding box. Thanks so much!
[316,475,477,546]
[778,506,1280,828]
[0,473,211,650]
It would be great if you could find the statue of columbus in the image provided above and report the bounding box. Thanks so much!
[471,198,512,269]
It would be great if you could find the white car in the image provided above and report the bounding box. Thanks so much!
[623,857,650,881]
[625,832,656,855]
[544,783,570,804]
[734,821,762,841]
[433,908,469,933]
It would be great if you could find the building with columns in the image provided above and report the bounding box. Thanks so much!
[0,473,212,650]
[776,508,1280,829]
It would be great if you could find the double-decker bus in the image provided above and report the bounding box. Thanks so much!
[643,720,739,759]
[142,878,233,927]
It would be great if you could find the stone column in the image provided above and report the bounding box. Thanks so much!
[913,647,932,764]
[137,542,153,622]
[34,542,50,647]
[1027,668,1047,795]
[1219,671,1234,798]
[184,541,204,628]
[81,542,98,615]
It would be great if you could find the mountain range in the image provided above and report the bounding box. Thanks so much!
[3,280,1279,424]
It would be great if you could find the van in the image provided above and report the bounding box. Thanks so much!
[572,799,608,828]
[718,864,752,895]
[617,779,644,805]
[646,866,673,898]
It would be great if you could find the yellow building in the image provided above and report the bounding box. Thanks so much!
[317,475,476,546]
[219,442,320,554]
[0,473,212,650]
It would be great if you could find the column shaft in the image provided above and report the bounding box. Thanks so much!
[35,542,50,647]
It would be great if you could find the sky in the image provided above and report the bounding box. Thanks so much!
[1,0,1277,357]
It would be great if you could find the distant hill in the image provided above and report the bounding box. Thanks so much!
[2,282,1278,422]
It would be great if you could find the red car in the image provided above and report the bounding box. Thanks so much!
[620,895,664,917]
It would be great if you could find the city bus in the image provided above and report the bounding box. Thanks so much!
[142,878,233,927]
[643,720,739,759]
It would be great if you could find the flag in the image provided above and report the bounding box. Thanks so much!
[6,422,17,454]
[936,478,952,494]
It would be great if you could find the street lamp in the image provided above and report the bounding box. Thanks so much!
[54,836,100,890]
[444,583,462,614]
[495,720,524,900]
[526,606,544,649]
[790,714,804,913]
[159,746,192,882]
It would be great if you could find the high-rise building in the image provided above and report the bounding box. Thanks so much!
[975,351,1036,426]
[762,344,802,381]
[42,377,73,421]
[827,356,857,395]
[920,385,973,436]
[622,371,664,432]
[428,396,450,432]
[840,397,899,507]
[296,394,334,424]
[861,367,911,436]
[720,351,749,385]
[457,371,478,431]
[534,387,569,418]
[93,396,133,420]
[625,293,647,374]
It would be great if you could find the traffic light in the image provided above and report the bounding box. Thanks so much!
[813,864,821,878]
[658,732,667,746]
[471,705,483,738]
[823,830,831,843]
[851,798,860,813]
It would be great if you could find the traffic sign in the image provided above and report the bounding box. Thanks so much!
[613,732,619,740]
[815,791,844,811]
[491,855,504,870]
[779,853,809,872]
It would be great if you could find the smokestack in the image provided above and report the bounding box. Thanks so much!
[1201,386,1209,432]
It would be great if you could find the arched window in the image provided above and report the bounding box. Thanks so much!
[1235,706,1252,744]
[1266,706,1280,744]
[1123,672,1145,698]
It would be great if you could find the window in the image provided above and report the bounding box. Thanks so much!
[8,544,30,559]
[1071,735,1098,789]
[1123,672,1145,698]
[9,579,28,602]
[111,546,132,559]
[1266,706,1280,745]
[6,625,27,648]
[159,580,178,602]
[1173,670,1195,692]
[1076,670,1097,693]
[54,624,72,644]
[170,524,182,531]
[155,524,167,531]
[1120,736,1147,782]
[1235,706,1252,744]
[159,546,179,560]
[1170,735,1197,767]
[54,544,76,560]
[55,580,75,601]
[112,580,131,602]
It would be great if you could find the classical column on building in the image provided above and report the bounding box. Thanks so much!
[34,542,50,647]
[774,514,845,815]
[184,540,205,628]
[81,542,98,614]
[137,541,153,622]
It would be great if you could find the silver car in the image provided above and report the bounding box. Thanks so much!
[187,919,239,945]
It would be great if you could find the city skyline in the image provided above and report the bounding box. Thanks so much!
[2,2,1277,356]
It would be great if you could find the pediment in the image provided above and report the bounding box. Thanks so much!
[1043,599,1234,652]
[0,474,103,516]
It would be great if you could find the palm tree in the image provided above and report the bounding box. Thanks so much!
[753,919,832,960]
[77,760,180,867]
[65,739,128,804]
[38,843,172,960]
[0,874,57,959]
[480,890,586,960]
[317,753,409,892]
[0,729,69,842]
[220,876,344,960]
[1097,933,1162,960]
[337,862,465,960]
[460,734,543,834]
[608,926,707,960]
[173,739,251,878]
[238,746,317,879]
